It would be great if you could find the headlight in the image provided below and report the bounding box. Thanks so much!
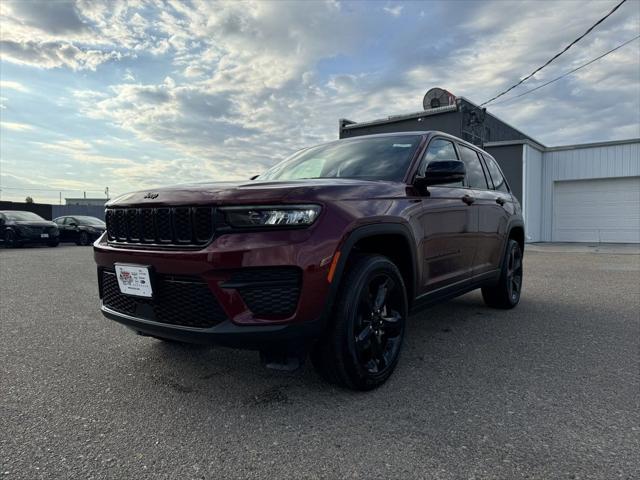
[220,205,321,228]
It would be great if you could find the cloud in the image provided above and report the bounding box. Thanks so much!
[0,0,638,200]
[0,80,29,93]
[1,121,34,131]
[5,0,88,35]
[0,40,124,71]
[383,5,404,17]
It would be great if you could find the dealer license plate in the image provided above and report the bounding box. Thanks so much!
[114,264,153,298]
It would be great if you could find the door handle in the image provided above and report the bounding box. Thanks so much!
[462,195,475,205]
[496,197,505,206]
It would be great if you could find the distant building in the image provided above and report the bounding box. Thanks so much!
[65,197,109,207]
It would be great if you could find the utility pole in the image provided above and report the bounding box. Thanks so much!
[59,191,62,205]
[105,186,110,199]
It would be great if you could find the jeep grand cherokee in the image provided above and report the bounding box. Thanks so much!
[94,131,524,390]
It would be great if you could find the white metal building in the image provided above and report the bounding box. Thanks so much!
[487,138,640,244]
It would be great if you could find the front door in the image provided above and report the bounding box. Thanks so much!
[418,138,478,293]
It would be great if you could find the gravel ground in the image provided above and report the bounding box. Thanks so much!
[1,245,638,479]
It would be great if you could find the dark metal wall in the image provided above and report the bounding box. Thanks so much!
[0,201,52,219]
[484,144,524,202]
[0,201,106,221]
[340,110,463,139]
[339,99,535,147]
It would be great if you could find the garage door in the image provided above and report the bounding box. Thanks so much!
[552,177,640,243]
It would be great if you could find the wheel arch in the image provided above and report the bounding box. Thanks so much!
[323,223,419,318]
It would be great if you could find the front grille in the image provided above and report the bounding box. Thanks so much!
[224,267,302,317]
[105,207,214,247]
[101,270,227,328]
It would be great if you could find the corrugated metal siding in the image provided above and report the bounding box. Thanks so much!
[524,145,543,242]
[540,141,640,241]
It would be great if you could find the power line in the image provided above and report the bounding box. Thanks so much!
[491,34,640,106]
[480,0,629,106]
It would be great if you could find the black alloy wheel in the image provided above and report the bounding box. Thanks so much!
[4,230,17,248]
[312,254,408,390]
[482,239,523,309]
[353,274,404,375]
[506,241,523,303]
[79,231,90,246]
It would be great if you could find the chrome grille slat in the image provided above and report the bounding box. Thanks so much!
[105,207,214,248]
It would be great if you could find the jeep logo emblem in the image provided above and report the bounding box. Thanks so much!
[144,192,159,199]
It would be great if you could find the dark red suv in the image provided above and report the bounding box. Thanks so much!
[94,131,524,390]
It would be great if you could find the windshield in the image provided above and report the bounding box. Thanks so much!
[258,135,421,182]
[4,211,45,221]
[74,216,105,226]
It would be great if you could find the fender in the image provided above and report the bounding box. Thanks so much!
[502,217,526,260]
[319,222,419,325]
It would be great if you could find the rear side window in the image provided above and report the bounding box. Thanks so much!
[482,155,509,192]
[458,145,488,189]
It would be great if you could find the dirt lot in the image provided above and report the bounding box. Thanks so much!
[1,245,638,479]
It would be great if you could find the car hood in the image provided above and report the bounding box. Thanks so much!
[14,220,57,228]
[106,179,410,207]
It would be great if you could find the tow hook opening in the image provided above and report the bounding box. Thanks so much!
[260,351,305,372]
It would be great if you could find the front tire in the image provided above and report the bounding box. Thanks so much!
[312,254,408,390]
[482,239,523,309]
[4,230,19,248]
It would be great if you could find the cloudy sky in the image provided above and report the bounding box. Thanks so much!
[1,0,639,203]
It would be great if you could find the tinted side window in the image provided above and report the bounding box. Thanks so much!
[421,138,462,187]
[458,145,488,189]
[420,138,458,174]
[483,155,509,192]
[64,217,76,225]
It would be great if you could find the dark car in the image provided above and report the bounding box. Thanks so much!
[94,131,524,390]
[0,211,60,248]
[53,215,106,246]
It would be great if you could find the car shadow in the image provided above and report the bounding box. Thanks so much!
[123,290,521,406]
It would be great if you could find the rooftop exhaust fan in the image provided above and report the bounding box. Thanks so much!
[423,88,457,110]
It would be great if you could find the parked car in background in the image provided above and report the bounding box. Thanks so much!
[53,216,106,246]
[0,211,60,248]
[94,131,524,390]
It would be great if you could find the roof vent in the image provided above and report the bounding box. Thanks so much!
[423,88,456,110]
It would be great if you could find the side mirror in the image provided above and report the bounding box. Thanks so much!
[415,160,466,188]
[250,174,259,181]
[69,222,78,227]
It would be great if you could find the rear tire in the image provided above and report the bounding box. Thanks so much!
[311,254,407,390]
[482,239,523,309]
[78,231,90,246]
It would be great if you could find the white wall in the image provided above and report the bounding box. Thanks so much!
[523,145,543,242]
[523,140,640,242]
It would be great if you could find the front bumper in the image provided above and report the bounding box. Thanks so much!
[94,227,341,345]
[101,305,323,350]
[17,230,59,243]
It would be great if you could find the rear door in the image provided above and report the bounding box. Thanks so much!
[474,152,513,273]
[419,138,478,292]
